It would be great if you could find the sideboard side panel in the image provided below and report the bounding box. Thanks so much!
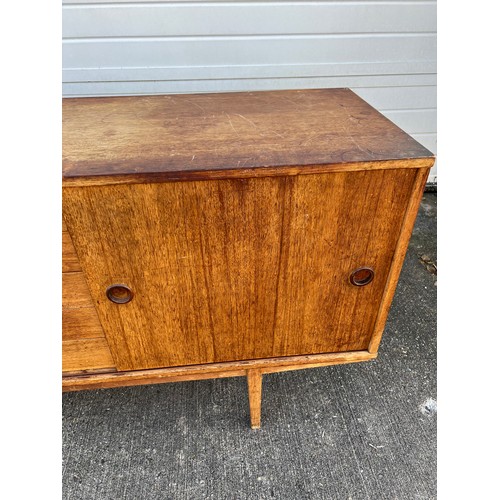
[368,166,431,353]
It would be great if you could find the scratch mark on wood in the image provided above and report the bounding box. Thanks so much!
[234,114,258,128]
[301,133,319,147]
[333,106,376,158]
[186,99,206,113]
[225,113,239,136]
[133,111,162,129]
[277,95,310,110]
[270,130,286,140]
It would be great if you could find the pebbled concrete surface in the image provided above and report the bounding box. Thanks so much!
[62,193,437,500]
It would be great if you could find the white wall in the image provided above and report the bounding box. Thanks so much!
[62,0,437,183]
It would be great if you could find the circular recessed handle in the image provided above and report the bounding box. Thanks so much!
[106,284,134,304]
[350,267,374,286]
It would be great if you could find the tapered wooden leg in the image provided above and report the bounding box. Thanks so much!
[247,369,263,429]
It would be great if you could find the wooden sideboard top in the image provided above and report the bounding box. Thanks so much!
[63,88,434,186]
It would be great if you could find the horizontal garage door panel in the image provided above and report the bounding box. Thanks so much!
[63,2,436,37]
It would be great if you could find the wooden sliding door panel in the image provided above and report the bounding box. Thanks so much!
[273,168,417,356]
[63,177,284,370]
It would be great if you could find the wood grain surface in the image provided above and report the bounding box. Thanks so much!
[62,350,376,392]
[62,254,115,368]
[63,89,434,186]
[62,307,105,341]
[62,339,116,373]
[63,229,82,273]
[63,168,416,371]
[271,168,417,357]
[369,167,430,353]
[62,272,95,309]
[247,369,263,429]
[64,177,284,370]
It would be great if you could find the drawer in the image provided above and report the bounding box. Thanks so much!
[62,264,114,370]
[62,229,81,273]
[62,339,116,373]
[62,272,94,309]
[63,306,105,341]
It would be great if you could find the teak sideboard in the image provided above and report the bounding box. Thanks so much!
[62,88,435,428]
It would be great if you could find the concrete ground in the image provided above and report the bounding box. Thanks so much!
[62,193,437,500]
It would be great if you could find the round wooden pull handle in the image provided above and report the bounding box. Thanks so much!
[106,284,134,304]
[350,267,374,286]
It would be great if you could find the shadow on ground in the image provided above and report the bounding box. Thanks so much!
[63,193,437,500]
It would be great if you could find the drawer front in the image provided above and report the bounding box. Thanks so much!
[63,307,105,341]
[62,272,94,309]
[62,265,115,371]
[62,339,115,373]
[62,229,81,273]
[63,169,418,371]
